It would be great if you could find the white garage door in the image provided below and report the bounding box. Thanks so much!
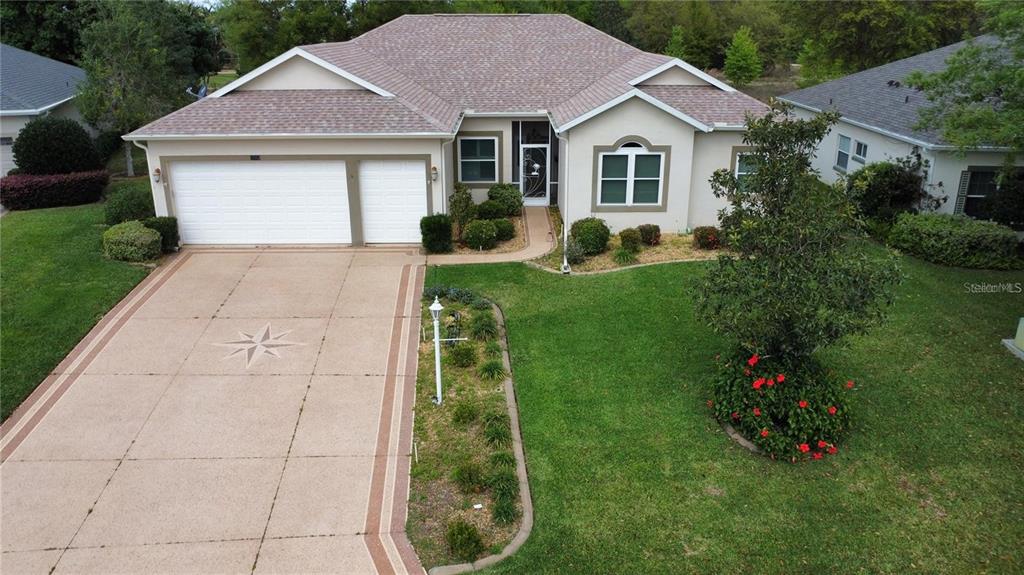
[359,160,427,243]
[170,160,351,245]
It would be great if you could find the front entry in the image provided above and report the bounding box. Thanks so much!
[520,144,549,207]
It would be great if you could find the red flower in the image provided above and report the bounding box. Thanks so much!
[707,400,713,408]
[731,411,739,420]
[813,452,823,460]
[846,380,855,389]
[827,406,837,415]
[747,354,759,367]
[798,400,808,408]
[744,368,751,376]
[753,407,762,417]
[753,378,765,390]
[767,377,776,387]
[760,429,769,437]
[817,440,828,448]
[798,443,810,453]
[828,446,838,455]
[777,374,785,383]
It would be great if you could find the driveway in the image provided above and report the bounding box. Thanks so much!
[0,248,426,574]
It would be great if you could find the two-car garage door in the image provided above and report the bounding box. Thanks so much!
[170,159,426,245]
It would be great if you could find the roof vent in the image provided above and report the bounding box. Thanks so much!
[887,80,902,88]
[828,98,833,105]
[905,95,910,103]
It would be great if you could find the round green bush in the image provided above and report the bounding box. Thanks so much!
[462,219,498,250]
[478,358,506,381]
[105,182,155,225]
[564,237,586,265]
[143,216,179,253]
[476,199,505,220]
[102,220,162,262]
[452,461,486,493]
[570,217,610,255]
[446,520,485,562]
[493,218,516,242]
[619,227,642,253]
[487,183,523,216]
[449,343,478,368]
[11,116,101,175]
[711,353,850,461]
[420,213,454,253]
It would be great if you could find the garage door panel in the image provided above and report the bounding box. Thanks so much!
[171,160,350,245]
[359,160,427,243]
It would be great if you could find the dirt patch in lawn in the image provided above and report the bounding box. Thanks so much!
[453,216,526,255]
[534,232,722,272]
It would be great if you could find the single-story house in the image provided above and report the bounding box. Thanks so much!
[0,43,92,175]
[125,14,767,246]
[780,36,1023,219]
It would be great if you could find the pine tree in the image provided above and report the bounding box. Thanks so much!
[723,26,762,86]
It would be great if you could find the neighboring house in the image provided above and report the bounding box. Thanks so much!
[125,14,767,246]
[0,43,92,175]
[780,36,1023,219]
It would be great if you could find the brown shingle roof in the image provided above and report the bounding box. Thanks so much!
[130,14,768,138]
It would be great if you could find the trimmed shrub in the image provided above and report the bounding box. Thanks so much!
[420,213,454,254]
[476,199,505,220]
[104,181,155,225]
[143,216,179,253]
[487,183,523,216]
[462,219,498,250]
[846,155,944,222]
[712,353,850,461]
[470,311,498,341]
[453,461,486,493]
[493,218,516,242]
[612,247,637,265]
[492,493,519,525]
[570,217,610,255]
[564,237,586,265]
[619,227,642,253]
[638,223,661,246]
[448,183,477,234]
[888,212,1020,269]
[446,520,485,562]
[483,411,512,447]
[102,220,162,262]
[0,170,109,210]
[489,450,516,470]
[11,116,101,175]
[452,401,480,426]
[692,226,721,250]
[449,343,477,368]
[478,358,507,381]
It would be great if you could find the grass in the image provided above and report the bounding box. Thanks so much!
[424,254,1024,574]
[104,145,147,177]
[207,70,238,91]
[0,203,150,421]
[408,300,520,568]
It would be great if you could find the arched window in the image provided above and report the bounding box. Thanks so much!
[597,141,664,206]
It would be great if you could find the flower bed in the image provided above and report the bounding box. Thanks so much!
[535,232,719,272]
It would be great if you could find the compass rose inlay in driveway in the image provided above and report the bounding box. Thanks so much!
[215,323,303,368]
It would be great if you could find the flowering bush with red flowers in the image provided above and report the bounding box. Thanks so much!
[711,353,851,461]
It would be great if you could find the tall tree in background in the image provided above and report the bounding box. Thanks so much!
[724,26,762,86]
[0,0,100,64]
[908,0,1023,157]
[586,0,631,43]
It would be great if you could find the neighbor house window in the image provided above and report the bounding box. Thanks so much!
[0,137,12,146]
[837,135,867,172]
[963,169,999,219]
[853,141,868,164]
[598,142,663,205]
[458,137,497,183]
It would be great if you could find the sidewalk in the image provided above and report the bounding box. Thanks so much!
[426,206,556,265]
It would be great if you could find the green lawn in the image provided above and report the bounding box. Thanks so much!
[207,70,238,91]
[0,203,150,421]
[425,255,1024,574]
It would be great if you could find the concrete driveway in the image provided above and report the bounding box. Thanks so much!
[0,248,426,574]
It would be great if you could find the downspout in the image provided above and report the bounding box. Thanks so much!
[554,129,571,274]
[439,134,455,214]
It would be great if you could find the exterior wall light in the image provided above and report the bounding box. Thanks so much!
[152,167,161,183]
[431,166,439,181]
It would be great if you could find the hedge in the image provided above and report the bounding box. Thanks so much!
[143,216,180,253]
[102,220,162,262]
[0,170,109,210]
[888,213,1021,269]
[420,213,454,253]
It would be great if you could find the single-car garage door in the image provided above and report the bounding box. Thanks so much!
[171,160,351,244]
[359,159,427,243]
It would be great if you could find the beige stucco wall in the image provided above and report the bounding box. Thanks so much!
[688,130,747,229]
[140,138,444,217]
[563,97,697,232]
[637,65,711,86]
[1,114,33,175]
[237,57,364,91]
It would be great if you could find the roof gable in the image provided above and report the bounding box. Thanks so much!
[237,56,366,91]
[630,60,735,92]
[213,48,393,98]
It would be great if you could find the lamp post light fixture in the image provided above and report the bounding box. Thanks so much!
[429,297,444,404]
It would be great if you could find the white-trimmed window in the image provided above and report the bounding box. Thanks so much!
[837,135,868,171]
[853,141,868,164]
[458,137,497,183]
[735,152,756,182]
[598,142,664,205]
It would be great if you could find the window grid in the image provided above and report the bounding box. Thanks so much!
[457,136,498,183]
[598,146,664,206]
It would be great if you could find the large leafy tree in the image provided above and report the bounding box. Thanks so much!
[723,26,762,86]
[908,0,1023,157]
[0,0,100,64]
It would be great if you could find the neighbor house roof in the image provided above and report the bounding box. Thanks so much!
[779,36,998,148]
[129,14,767,139]
[0,43,86,115]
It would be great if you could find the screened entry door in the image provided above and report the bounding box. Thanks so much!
[520,144,548,206]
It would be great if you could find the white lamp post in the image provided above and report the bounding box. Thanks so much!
[429,296,444,404]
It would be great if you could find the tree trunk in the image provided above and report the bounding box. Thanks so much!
[123,141,135,177]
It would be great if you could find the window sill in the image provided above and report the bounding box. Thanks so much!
[593,203,666,213]
[833,166,847,174]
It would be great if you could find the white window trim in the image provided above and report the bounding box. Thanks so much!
[835,135,851,172]
[457,136,499,183]
[852,140,868,165]
[735,152,755,179]
[597,145,665,207]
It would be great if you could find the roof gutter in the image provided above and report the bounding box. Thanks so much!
[0,95,77,117]
[122,132,455,141]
